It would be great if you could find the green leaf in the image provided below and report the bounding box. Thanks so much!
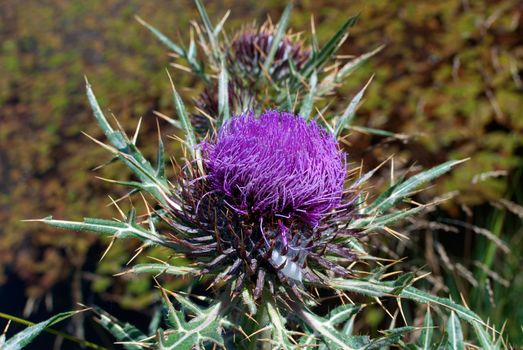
[390,272,415,295]
[346,126,410,139]
[297,307,364,350]
[148,307,163,337]
[340,314,357,336]
[365,327,414,349]
[187,30,197,63]
[299,71,318,119]
[170,293,205,317]
[135,16,183,55]
[266,301,296,350]
[3,311,76,350]
[167,73,197,160]
[365,159,467,214]
[156,130,165,178]
[135,16,207,80]
[418,307,433,350]
[472,321,498,350]
[262,3,293,76]
[336,45,384,81]
[35,216,176,249]
[241,289,257,316]
[327,304,362,327]
[300,16,358,80]
[299,332,319,350]
[446,312,464,350]
[85,80,172,204]
[353,205,426,231]
[334,75,373,136]
[329,278,494,345]
[94,308,147,350]
[217,57,230,128]
[122,263,198,276]
[193,0,219,59]
[158,301,224,350]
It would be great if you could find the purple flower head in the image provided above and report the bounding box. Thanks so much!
[203,110,346,226]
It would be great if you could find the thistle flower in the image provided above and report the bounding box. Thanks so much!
[228,24,310,81]
[166,110,360,299]
[203,111,345,226]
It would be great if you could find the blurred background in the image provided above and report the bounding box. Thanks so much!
[0,0,522,348]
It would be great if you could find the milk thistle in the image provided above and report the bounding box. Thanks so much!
[15,1,498,349]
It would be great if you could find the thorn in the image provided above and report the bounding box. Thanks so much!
[390,156,394,185]
[132,117,143,145]
[245,325,272,341]
[243,311,258,325]
[134,15,146,26]
[99,235,117,262]
[383,226,409,241]
[147,255,171,265]
[316,106,330,129]
[91,157,117,172]
[215,10,231,33]
[166,68,177,96]
[2,320,11,335]
[156,118,162,144]
[110,112,126,135]
[95,176,126,185]
[108,196,127,220]
[396,297,408,326]
[459,292,470,309]
[170,62,192,73]
[153,110,179,129]
[81,132,118,154]
[126,245,146,266]
[412,271,432,283]
[21,218,48,222]
[374,297,394,320]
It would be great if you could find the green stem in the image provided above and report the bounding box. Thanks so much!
[247,293,269,350]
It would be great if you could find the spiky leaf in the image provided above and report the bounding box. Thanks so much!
[329,278,494,347]
[158,301,224,350]
[364,159,467,214]
[85,80,171,204]
[300,16,358,80]
[94,308,147,350]
[334,76,373,136]
[36,217,175,248]
[418,307,433,350]
[446,312,464,350]
[262,3,293,76]
[3,311,76,350]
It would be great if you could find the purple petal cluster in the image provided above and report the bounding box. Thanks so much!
[203,110,346,226]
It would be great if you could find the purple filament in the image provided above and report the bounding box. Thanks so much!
[203,110,346,226]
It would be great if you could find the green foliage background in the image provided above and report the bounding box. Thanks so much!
[0,0,521,345]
